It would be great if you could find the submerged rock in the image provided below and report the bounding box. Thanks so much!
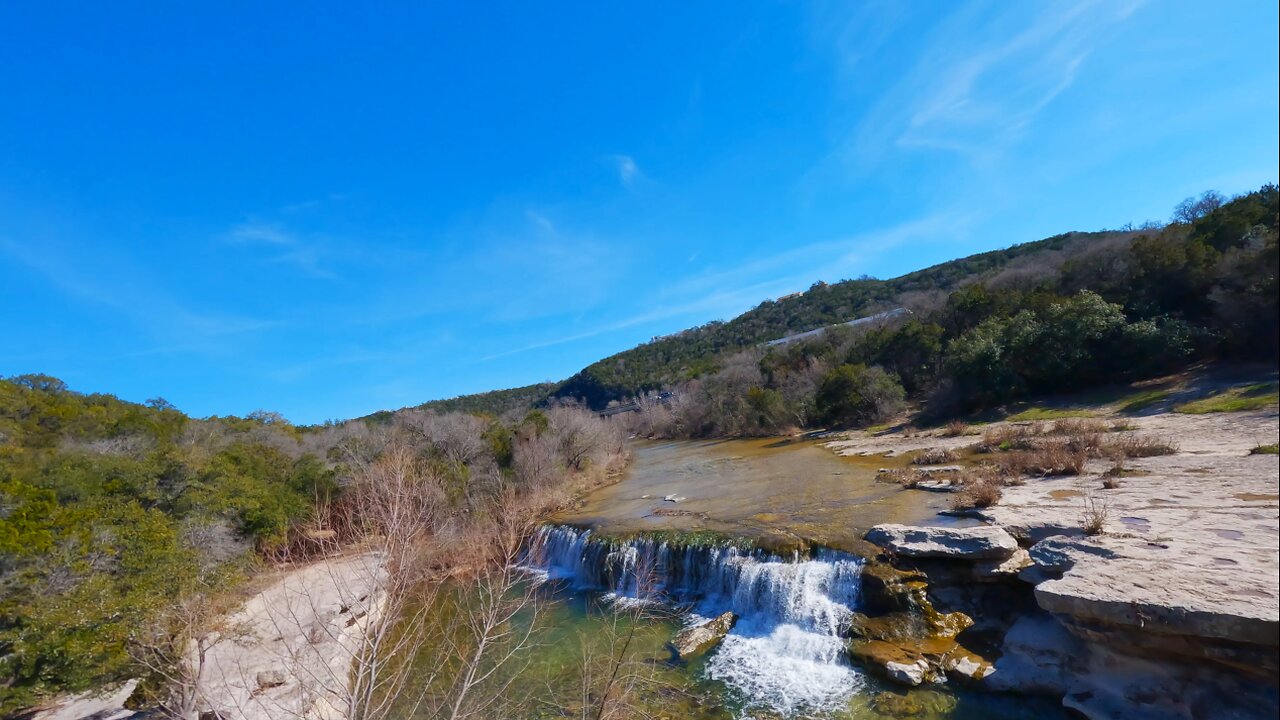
[865,524,1019,560]
[869,689,958,717]
[669,611,737,658]
[885,658,932,686]
[849,636,993,687]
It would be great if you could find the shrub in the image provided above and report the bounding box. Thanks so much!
[986,440,1087,477]
[1104,435,1178,458]
[951,478,1003,510]
[1052,418,1111,436]
[1082,494,1110,535]
[875,468,914,486]
[815,364,906,429]
[1250,443,1279,455]
[912,447,960,465]
[942,420,970,437]
[977,423,1043,452]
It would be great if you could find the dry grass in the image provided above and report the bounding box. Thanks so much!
[977,423,1044,452]
[941,420,970,437]
[950,477,1003,510]
[1051,418,1111,436]
[1104,435,1178,458]
[1081,493,1110,535]
[911,447,960,465]
[985,440,1088,477]
[1101,476,1122,490]
[876,468,916,487]
[971,417,1178,486]
[947,466,1007,510]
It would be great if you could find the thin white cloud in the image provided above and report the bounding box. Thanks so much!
[481,213,963,362]
[225,222,337,279]
[525,209,556,233]
[610,154,642,187]
[0,236,276,356]
[842,0,1145,166]
[229,222,295,245]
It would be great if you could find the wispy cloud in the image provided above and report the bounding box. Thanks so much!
[225,221,337,279]
[228,222,294,246]
[525,209,556,233]
[609,154,642,188]
[481,213,961,362]
[841,0,1145,166]
[0,236,276,356]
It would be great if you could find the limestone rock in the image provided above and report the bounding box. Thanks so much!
[984,614,1085,695]
[669,611,736,658]
[846,611,928,642]
[885,659,931,686]
[1027,535,1279,649]
[255,669,287,690]
[946,651,994,681]
[848,636,989,688]
[915,480,960,493]
[865,524,1019,560]
[972,547,1033,580]
[858,559,928,614]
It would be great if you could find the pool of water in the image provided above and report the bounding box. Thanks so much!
[555,437,971,554]
[398,439,1067,719]
[513,525,1068,720]
[505,578,1068,720]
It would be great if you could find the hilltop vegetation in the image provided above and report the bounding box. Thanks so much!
[620,186,1278,436]
[0,376,623,715]
[395,185,1278,426]
[557,229,1139,407]
[377,381,559,420]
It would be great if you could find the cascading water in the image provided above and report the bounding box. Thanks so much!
[521,525,868,717]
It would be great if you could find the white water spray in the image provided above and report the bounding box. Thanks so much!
[522,526,867,716]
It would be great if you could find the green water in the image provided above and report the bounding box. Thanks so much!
[467,581,1069,720]
[398,437,1071,718]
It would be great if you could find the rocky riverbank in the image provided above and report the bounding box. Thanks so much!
[831,398,1279,719]
[29,553,388,720]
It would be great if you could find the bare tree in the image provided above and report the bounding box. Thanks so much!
[547,407,622,471]
[397,411,489,466]
[129,590,236,719]
[513,430,561,489]
[1172,190,1225,224]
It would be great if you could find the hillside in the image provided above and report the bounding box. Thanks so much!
[396,230,1122,416]
[398,185,1277,418]
[557,229,1134,407]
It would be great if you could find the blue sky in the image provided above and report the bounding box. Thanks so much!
[1,1,1277,423]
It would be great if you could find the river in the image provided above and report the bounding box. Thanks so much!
[396,440,1059,712]
[506,439,1067,719]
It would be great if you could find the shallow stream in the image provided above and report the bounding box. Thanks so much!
[508,439,1068,719]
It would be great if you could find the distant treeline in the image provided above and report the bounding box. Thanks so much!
[394,184,1277,432]
[617,186,1277,436]
[0,376,622,714]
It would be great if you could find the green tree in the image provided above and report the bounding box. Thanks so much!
[815,364,905,428]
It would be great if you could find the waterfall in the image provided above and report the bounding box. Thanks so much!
[521,525,868,716]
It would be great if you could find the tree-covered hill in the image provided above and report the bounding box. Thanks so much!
[369,382,559,421]
[384,185,1276,416]
[556,229,1129,407]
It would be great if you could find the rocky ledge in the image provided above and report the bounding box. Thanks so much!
[863,520,1280,719]
[669,611,737,659]
[864,524,1019,560]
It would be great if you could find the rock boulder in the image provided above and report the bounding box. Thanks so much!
[669,611,736,658]
[865,524,1019,560]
